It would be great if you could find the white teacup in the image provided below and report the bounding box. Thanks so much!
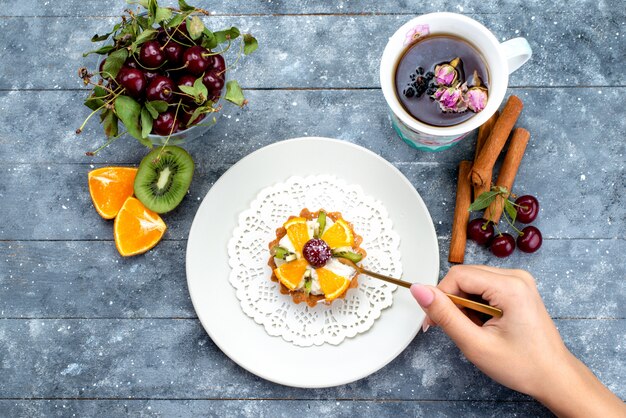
[380,13,532,151]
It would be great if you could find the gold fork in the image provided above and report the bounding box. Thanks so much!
[337,258,503,318]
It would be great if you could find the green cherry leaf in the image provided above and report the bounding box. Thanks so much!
[82,45,115,57]
[136,15,152,30]
[134,28,157,45]
[186,107,203,127]
[91,32,112,42]
[140,107,153,139]
[178,85,198,97]
[224,80,246,107]
[84,86,107,110]
[243,34,258,55]
[102,110,119,138]
[178,0,195,11]
[147,100,169,114]
[187,16,204,40]
[166,13,185,29]
[102,48,128,79]
[214,27,240,44]
[145,101,158,119]
[201,29,217,49]
[155,7,172,23]
[114,95,147,145]
[504,199,518,223]
[135,0,150,7]
[193,77,208,102]
[468,190,499,212]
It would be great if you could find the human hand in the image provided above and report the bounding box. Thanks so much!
[410,265,626,417]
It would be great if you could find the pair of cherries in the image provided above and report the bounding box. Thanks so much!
[467,195,542,258]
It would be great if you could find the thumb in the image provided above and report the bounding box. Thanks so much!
[411,283,482,348]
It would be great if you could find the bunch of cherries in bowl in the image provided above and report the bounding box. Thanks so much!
[468,194,542,258]
[113,25,227,135]
[78,0,257,153]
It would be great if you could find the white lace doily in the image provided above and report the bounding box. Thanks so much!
[227,175,402,347]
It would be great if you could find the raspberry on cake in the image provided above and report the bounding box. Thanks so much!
[268,209,367,307]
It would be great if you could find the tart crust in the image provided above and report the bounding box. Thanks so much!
[268,208,367,307]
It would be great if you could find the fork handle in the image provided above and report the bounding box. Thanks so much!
[445,294,503,318]
[357,267,502,318]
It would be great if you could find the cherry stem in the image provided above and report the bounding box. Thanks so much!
[131,54,166,71]
[166,62,189,72]
[218,39,244,77]
[90,81,122,96]
[161,13,195,49]
[86,131,127,156]
[76,103,106,133]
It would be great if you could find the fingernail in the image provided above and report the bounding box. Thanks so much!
[422,322,430,333]
[410,284,435,308]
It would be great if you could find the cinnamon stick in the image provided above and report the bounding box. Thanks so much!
[473,110,499,201]
[470,96,523,189]
[449,160,473,264]
[474,110,499,161]
[484,128,531,223]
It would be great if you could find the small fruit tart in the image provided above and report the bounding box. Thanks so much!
[268,209,366,307]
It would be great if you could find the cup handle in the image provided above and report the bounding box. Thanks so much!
[500,37,532,74]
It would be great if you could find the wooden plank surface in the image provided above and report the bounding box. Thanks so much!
[1,239,623,319]
[0,14,624,91]
[0,318,623,400]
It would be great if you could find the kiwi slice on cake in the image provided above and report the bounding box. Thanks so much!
[134,146,194,214]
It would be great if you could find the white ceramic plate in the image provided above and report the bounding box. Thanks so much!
[186,137,439,388]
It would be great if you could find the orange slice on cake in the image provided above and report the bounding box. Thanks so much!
[284,217,310,254]
[274,259,308,290]
[88,167,138,219]
[321,219,354,249]
[316,267,351,301]
[114,196,167,257]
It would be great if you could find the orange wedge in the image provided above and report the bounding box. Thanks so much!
[321,219,354,249]
[284,217,310,254]
[316,267,351,301]
[274,259,308,290]
[114,197,167,257]
[88,167,138,219]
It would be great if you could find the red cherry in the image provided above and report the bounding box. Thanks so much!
[517,226,542,253]
[123,58,138,69]
[172,21,190,42]
[139,40,165,68]
[467,218,495,246]
[143,70,159,83]
[116,67,146,98]
[176,75,198,103]
[302,239,332,268]
[163,42,184,66]
[202,70,225,94]
[152,111,179,136]
[515,195,539,223]
[183,46,210,75]
[210,54,226,73]
[146,75,174,102]
[490,234,515,258]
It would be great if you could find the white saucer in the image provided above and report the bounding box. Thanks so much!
[186,137,439,388]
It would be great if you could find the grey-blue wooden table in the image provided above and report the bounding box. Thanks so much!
[1,1,624,416]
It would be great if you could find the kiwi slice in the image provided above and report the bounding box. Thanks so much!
[134,146,194,214]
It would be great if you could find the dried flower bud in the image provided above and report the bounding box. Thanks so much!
[434,64,457,86]
[466,87,488,113]
[433,83,469,113]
